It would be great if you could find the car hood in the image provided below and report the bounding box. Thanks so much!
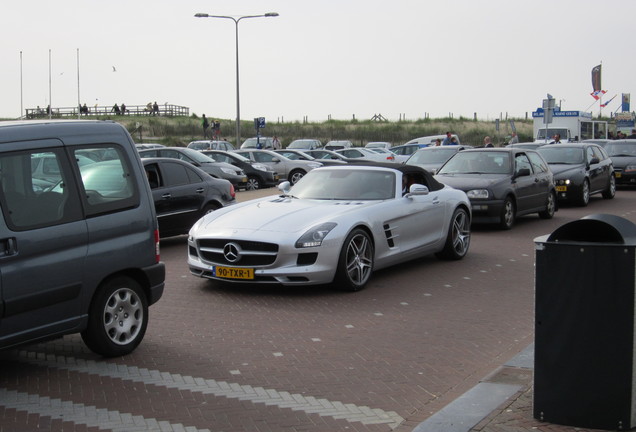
[434,174,509,190]
[547,164,584,177]
[610,156,636,168]
[193,195,373,235]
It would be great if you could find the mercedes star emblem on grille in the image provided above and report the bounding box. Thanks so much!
[223,242,241,263]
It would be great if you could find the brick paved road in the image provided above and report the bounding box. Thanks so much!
[1,187,634,432]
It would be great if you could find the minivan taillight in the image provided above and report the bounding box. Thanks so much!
[154,229,160,262]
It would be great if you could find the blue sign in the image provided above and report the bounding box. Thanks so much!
[256,117,266,128]
[532,108,592,119]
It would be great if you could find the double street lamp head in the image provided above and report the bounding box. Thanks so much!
[194,12,279,19]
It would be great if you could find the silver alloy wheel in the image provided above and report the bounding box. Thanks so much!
[451,209,471,256]
[103,287,144,346]
[289,170,305,185]
[344,232,373,286]
[246,176,260,190]
[580,180,590,205]
[501,199,515,229]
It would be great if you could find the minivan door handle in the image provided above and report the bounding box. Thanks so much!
[0,237,17,257]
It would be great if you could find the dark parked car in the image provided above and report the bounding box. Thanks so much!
[603,139,636,185]
[202,150,280,190]
[537,143,615,206]
[435,148,557,229]
[138,147,247,189]
[142,158,236,237]
[405,146,471,173]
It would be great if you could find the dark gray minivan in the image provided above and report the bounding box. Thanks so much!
[0,120,165,357]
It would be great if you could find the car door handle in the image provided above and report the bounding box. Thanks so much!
[0,237,17,257]
[162,193,172,199]
[195,188,205,194]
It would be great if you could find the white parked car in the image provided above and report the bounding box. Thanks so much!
[187,164,471,291]
[365,141,392,150]
[336,147,398,163]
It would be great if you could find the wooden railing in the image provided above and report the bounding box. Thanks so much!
[25,104,189,119]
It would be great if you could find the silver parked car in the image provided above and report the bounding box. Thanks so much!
[235,149,322,184]
[187,164,471,291]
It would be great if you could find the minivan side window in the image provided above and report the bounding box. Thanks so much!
[71,146,140,216]
[0,149,83,230]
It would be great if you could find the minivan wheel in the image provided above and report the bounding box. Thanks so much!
[81,276,148,357]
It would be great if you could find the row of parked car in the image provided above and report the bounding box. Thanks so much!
[133,135,636,234]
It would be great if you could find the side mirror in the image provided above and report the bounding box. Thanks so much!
[589,157,600,165]
[515,168,531,178]
[406,184,429,197]
[278,181,291,194]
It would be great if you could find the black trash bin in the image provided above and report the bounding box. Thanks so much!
[534,214,636,430]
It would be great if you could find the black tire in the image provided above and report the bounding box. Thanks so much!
[203,202,221,215]
[334,228,374,292]
[602,175,616,199]
[539,191,556,219]
[577,179,590,206]
[246,176,261,191]
[436,207,471,260]
[289,169,306,185]
[81,276,148,357]
[499,197,515,230]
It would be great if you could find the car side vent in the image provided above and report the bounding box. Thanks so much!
[383,223,395,247]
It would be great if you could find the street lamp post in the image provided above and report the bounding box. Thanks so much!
[195,12,278,147]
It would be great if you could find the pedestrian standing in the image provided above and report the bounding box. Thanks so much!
[509,132,519,145]
[202,114,210,139]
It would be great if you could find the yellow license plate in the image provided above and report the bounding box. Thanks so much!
[556,186,567,192]
[214,266,254,280]
[616,172,622,178]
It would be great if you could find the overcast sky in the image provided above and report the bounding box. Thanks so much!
[3,0,634,122]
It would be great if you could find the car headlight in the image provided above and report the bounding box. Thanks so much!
[221,167,237,175]
[556,179,571,186]
[467,189,489,199]
[252,163,268,172]
[295,222,337,248]
[308,162,323,169]
[625,165,636,173]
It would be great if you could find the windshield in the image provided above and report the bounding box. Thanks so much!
[182,147,216,163]
[188,142,209,150]
[288,140,315,149]
[407,149,457,164]
[536,128,568,140]
[438,151,511,175]
[604,142,636,157]
[291,169,396,200]
[538,147,584,164]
